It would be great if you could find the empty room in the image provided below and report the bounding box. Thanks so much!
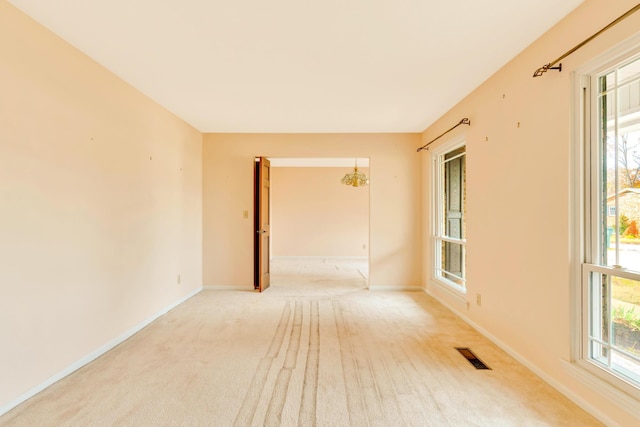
[2,0,640,426]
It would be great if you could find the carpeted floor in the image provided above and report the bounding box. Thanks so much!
[0,258,602,426]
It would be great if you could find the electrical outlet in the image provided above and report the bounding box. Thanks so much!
[476,294,482,306]
[177,274,181,285]
[362,244,366,250]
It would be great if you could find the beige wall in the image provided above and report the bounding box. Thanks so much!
[421,0,640,425]
[5,0,638,423]
[0,1,202,410]
[203,134,421,288]
[271,167,369,258]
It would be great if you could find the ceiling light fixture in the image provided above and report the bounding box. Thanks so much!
[341,159,369,187]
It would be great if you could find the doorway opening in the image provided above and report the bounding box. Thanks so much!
[254,157,370,292]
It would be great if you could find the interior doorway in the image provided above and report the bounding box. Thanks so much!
[254,157,370,291]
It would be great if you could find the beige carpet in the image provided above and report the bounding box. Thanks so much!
[0,258,602,426]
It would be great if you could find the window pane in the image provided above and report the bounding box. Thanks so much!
[588,272,609,344]
[612,349,640,385]
[440,241,464,285]
[600,78,615,268]
[600,65,640,272]
[618,57,640,85]
[599,71,614,94]
[445,146,465,160]
[611,276,640,354]
[443,148,465,240]
[587,271,640,385]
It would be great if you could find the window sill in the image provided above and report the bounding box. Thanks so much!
[562,359,640,420]
[428,278,467,305]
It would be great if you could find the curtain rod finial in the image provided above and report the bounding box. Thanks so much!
[533,63,562,77]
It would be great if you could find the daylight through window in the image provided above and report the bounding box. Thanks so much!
[583,52,640,390]
[433,142,466,292]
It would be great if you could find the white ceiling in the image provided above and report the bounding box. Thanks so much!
[8,0,583,133]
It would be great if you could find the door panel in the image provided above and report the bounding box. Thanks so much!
[256,157,271,292]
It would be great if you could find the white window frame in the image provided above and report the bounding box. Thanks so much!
[431,137,466,295]
[571,34,640,410]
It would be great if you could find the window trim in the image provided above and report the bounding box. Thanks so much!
[431,136,467,296]
[571,32,640,409]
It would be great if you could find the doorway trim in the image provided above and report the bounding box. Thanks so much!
[258,157,371,289]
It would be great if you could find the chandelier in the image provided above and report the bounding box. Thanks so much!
[341,159,369,187]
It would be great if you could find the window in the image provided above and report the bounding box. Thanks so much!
[433,140,466,293]
[581,51,640,393]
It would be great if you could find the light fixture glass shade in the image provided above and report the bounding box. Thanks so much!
[341,161,369,187]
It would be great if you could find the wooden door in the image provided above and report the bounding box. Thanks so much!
[255,157,271,292]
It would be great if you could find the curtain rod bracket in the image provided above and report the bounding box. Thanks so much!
[417,118,470,152]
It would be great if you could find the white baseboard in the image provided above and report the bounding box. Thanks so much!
[369,285,422,291]
[424,289,620,427]
[0,287,202,418]
[202,286,255,291]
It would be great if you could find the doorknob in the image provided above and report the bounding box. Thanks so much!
[256,229,266,234]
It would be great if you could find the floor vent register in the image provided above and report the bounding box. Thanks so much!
[455,347,491,370]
